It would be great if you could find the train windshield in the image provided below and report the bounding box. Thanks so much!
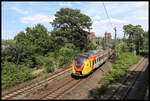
[75,56,86,68]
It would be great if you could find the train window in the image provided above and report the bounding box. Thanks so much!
[75,56,86,68]
[95,59,96,64]
[93,60,94,65]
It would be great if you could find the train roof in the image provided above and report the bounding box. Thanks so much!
[80,49,104,58]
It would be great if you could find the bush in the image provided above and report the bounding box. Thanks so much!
[22,58,35,68]
[57,47,74,67]
[35,55,46,68]
[2,62,32,89]
[43,57,55,73]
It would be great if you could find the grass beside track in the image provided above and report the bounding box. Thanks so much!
[91,52,142,99]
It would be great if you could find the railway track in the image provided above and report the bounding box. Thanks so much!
[27,58,113,99]
[2,66,72,100]
[107,57,148,100]
[26,70,95,99]
[26,54,114,99]
[37,77,85,99]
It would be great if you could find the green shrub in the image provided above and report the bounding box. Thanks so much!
[35,55,45,68]
[2,62,32,89]
[21,58,35,68]
[57,47,74,67]
[43,57,55,73]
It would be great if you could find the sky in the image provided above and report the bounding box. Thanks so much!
[2,1,149,40]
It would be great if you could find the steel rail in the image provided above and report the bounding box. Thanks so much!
[108,57,147,99]
[2,67,72,99]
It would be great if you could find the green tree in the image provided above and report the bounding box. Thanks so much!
[15,24,54,55]
[123,24,145,54]
[2,39,15,46]
[2,24,54,68]
[141,31,149,55]
[115,41,129,57]
[50,8,92,51]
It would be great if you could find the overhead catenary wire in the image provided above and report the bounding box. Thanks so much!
[102,2,115,29]
[102,2,117,45]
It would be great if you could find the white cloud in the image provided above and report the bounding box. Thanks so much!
[136,17,148,21]
[110,18,127,24]
[135,2,148,8]
[91,20,114,38]
[101,18,127,25]
[93,16,101,20]
[11,7,28,14]
[91,17,129,38]
[59,2,72,7]
[21,14,55,24]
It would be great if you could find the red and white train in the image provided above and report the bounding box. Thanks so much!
[72,47,113,76]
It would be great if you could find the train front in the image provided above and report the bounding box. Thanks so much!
[72,55,87,76]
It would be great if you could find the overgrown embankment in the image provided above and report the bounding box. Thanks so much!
[91,52,142,99]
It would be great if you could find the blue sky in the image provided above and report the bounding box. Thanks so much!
[2,1,149,40]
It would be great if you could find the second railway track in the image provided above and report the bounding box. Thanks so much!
[100,56,148,100]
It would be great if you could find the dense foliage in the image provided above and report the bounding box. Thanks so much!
[2,40,15,46]
[123,24,148,55]
[114,40,129,57]
[2,24,54,67]
[2,62,32,89]
[50,8,94,51]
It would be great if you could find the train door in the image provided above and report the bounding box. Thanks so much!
[99,54,103,65]
[94,57,99,69]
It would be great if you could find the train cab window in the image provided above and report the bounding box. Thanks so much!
[75,56,86,68]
